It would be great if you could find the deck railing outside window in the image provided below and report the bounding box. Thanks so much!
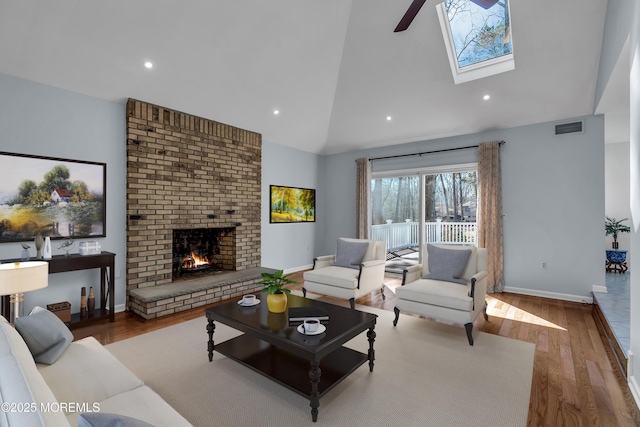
[371,220,477,251]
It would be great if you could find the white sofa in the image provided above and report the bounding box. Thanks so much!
[303,238,387,309]
[393,244,488,345]
[0,314,192,427]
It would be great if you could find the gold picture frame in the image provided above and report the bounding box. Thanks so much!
[269,185,315,223]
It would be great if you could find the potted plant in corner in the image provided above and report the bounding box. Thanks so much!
[605,216,630,250]
[258,270,297,313]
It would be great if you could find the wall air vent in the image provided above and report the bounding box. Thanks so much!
[555,121,584,135]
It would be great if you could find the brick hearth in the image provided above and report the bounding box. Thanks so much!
[128,267,274,320]
[125,99,262,318]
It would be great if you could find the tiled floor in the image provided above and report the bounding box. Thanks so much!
[593,272,631,354]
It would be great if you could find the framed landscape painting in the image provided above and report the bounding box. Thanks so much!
[0,151,106,242]
[270,185,315,223]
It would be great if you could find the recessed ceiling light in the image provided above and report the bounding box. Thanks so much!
[273,110,280,115]
[482,94,491,101]
[386,116,392,121]
[143,61,153,70]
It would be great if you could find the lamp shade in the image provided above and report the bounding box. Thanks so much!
[0,261,49,295]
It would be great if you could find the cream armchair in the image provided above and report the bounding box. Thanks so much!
[394,244,488,345]
[303,238,387,309]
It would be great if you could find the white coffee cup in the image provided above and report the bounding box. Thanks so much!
[241,295,256,305]
[303,318,320,333]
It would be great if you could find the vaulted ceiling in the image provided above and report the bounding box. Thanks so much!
[0,0,613,154]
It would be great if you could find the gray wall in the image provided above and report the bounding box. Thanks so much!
[320,115,605,301]
[261,140,320,271]
[628,0,640,402]
[595,0,634,108]
[0,73,127,314]
[597,0,639,400]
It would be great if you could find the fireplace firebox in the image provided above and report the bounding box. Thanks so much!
[172,227,235,280]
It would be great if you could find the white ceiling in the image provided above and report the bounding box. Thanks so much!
[0,0,616,154]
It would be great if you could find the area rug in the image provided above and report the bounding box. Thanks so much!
[106,300,534,426]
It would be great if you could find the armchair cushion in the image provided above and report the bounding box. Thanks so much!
[422,244,471,285]
[331,238,369,269]
[396,278,473,312]
[304,266,359,289]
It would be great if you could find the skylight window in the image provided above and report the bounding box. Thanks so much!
[436,0,514,84]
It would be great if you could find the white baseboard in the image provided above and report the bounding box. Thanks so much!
[503,286,593,304]
[284,265,313,274]
[592,285,608,293]
[630,374,640,412]
[115,303,126,313]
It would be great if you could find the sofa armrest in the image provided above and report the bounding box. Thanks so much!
[313,255,336,269]
[356,259,386,289]
[402,264,423,285]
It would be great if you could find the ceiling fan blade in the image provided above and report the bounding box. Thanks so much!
[394,0,427,32]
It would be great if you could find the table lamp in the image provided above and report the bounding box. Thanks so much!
[0,261,49,324]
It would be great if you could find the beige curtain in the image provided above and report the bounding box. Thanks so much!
[477,141,503,292]
[355,158,371,239]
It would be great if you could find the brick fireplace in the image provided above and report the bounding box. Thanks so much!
[125,99,264,318]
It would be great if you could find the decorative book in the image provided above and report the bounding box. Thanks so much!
[288,306,329,322]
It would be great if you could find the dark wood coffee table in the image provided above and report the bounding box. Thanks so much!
[205,294,377,422]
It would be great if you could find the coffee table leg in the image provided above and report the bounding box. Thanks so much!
[309,361,321,422]
[367,326,376,372]
[207,319,216,362]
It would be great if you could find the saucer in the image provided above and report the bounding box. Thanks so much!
[297,324,326,336]
[238,299,260,307]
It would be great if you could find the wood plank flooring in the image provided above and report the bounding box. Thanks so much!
[73,272,640,427]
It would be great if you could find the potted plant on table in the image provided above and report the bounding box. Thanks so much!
[605,216,630,250]
[258,270,297,313]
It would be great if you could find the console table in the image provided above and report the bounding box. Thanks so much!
[1,252,115,328]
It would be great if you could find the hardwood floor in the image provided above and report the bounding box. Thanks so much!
[73,271,640,427]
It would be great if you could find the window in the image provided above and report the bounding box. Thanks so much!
[371,175,420,227]
[370,164,478,271]
[425,170,477,223]
[436,0,514,84]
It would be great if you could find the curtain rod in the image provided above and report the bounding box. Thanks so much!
[367,140,505,162]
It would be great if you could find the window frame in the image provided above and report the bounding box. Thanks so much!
[435,1,515,84]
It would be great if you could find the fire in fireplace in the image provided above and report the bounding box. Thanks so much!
[172,227,236,280]
[180,251,212,272]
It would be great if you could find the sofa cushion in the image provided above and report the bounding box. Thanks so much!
[66,386,193,427]
[422,244,471,285]
[304,266,359,289]
[78,412,154,427]
[14,309,74,364]
[0,354,46,427]
[331,238,369,269]
[0,316,69,427]
[396,278,473,311]
[38,337,144,415]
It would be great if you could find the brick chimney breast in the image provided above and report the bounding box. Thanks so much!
[125,99,262,311]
